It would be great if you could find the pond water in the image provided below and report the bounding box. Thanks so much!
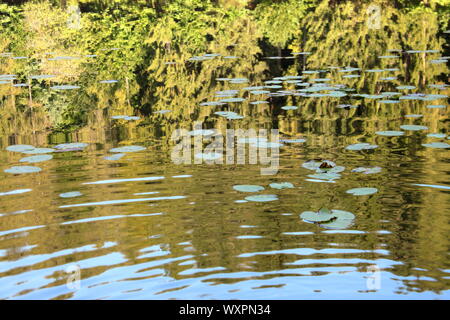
[0,1,449,299]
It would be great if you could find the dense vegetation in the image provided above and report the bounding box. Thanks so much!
[0,0,449,130]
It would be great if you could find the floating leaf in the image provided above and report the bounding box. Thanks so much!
[400,125,428,131]
[104,153,125,161]
[352,167,382,174]
[59,191,82,198]
[0,189,32,196]
[427,133,447,138]
[6,144,35,152]
[396,85,416,90]
[426,105,446,109]
[4,166,42,174]
[233,185,265,192]
[19,155,53,163]
[54,143,88,151]
[244,194,278,202]
[345,143,378,151]
[110,146,146,153]
[300,209,334,222]
[421,142,450,149]
[22,148,55,154]
[269,182,294,189]
[375,131,404,136]
[302,160,336,171]
[281,138,306,143]
[281,106,298,110]
[346,187,378,196]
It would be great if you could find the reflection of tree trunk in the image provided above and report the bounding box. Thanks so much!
[277,46,281,69]
[126,77,131,106]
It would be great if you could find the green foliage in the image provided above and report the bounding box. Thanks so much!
[253,0,316,48]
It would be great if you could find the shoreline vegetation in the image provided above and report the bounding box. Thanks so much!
[0,0,449,134]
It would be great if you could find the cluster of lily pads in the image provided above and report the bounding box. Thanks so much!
[232,182,294,203]
[3,143,88,174]
[3,142,150,174]
[300,208,356,229]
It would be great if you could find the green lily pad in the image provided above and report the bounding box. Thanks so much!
[426,105,446,109]
[345,143,378,151]
[308,172,341,180]
[319,218,354,229]
[427,133,447,138]
[104,153,125,161]
[302,160,333,170]
[400,125,428,131]
[280,138,306,143]
[4,166,42,174]
[19,155,53,163]
[352,167,382,174]
[233,185,265,192]
[109,146,146,153]
[54,143,88,150]
[269,182,294,189]
[244,194,278,202]
[396,85,416,90]
[421,142,450,149]
[219,97,245,103]
[6,145,35,152]
[346,187,378,196]
[22,148,55,154]
[375,131,404,136]
[281,106,298,110]
[59,191,82,198]
[300,209,334,222]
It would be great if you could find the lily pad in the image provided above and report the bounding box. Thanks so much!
[4,166,42,174]
[302,160,336,171]
[233,185,265,192]
[421,142,450,149]
[308,172,341,180]
[375,131,404,136]
[400,125,428,131]
[244,194,278,202]
[345,143,378,151]
[6,145,35,152]
[426,105,446,109]
[109,146,146,153]
[281,106,298,110]
[19,155,53,163]
[346,187,378,196]
[281,138,306,143]
[269,182,294,189]
[59,191,82,198]
[427,133,447,138]
[104,153,125,161]
[54,143,88,151]
[22,148,55,154]
[300,209,334,222]
[352,167,382,174]
[396,85,416,90]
